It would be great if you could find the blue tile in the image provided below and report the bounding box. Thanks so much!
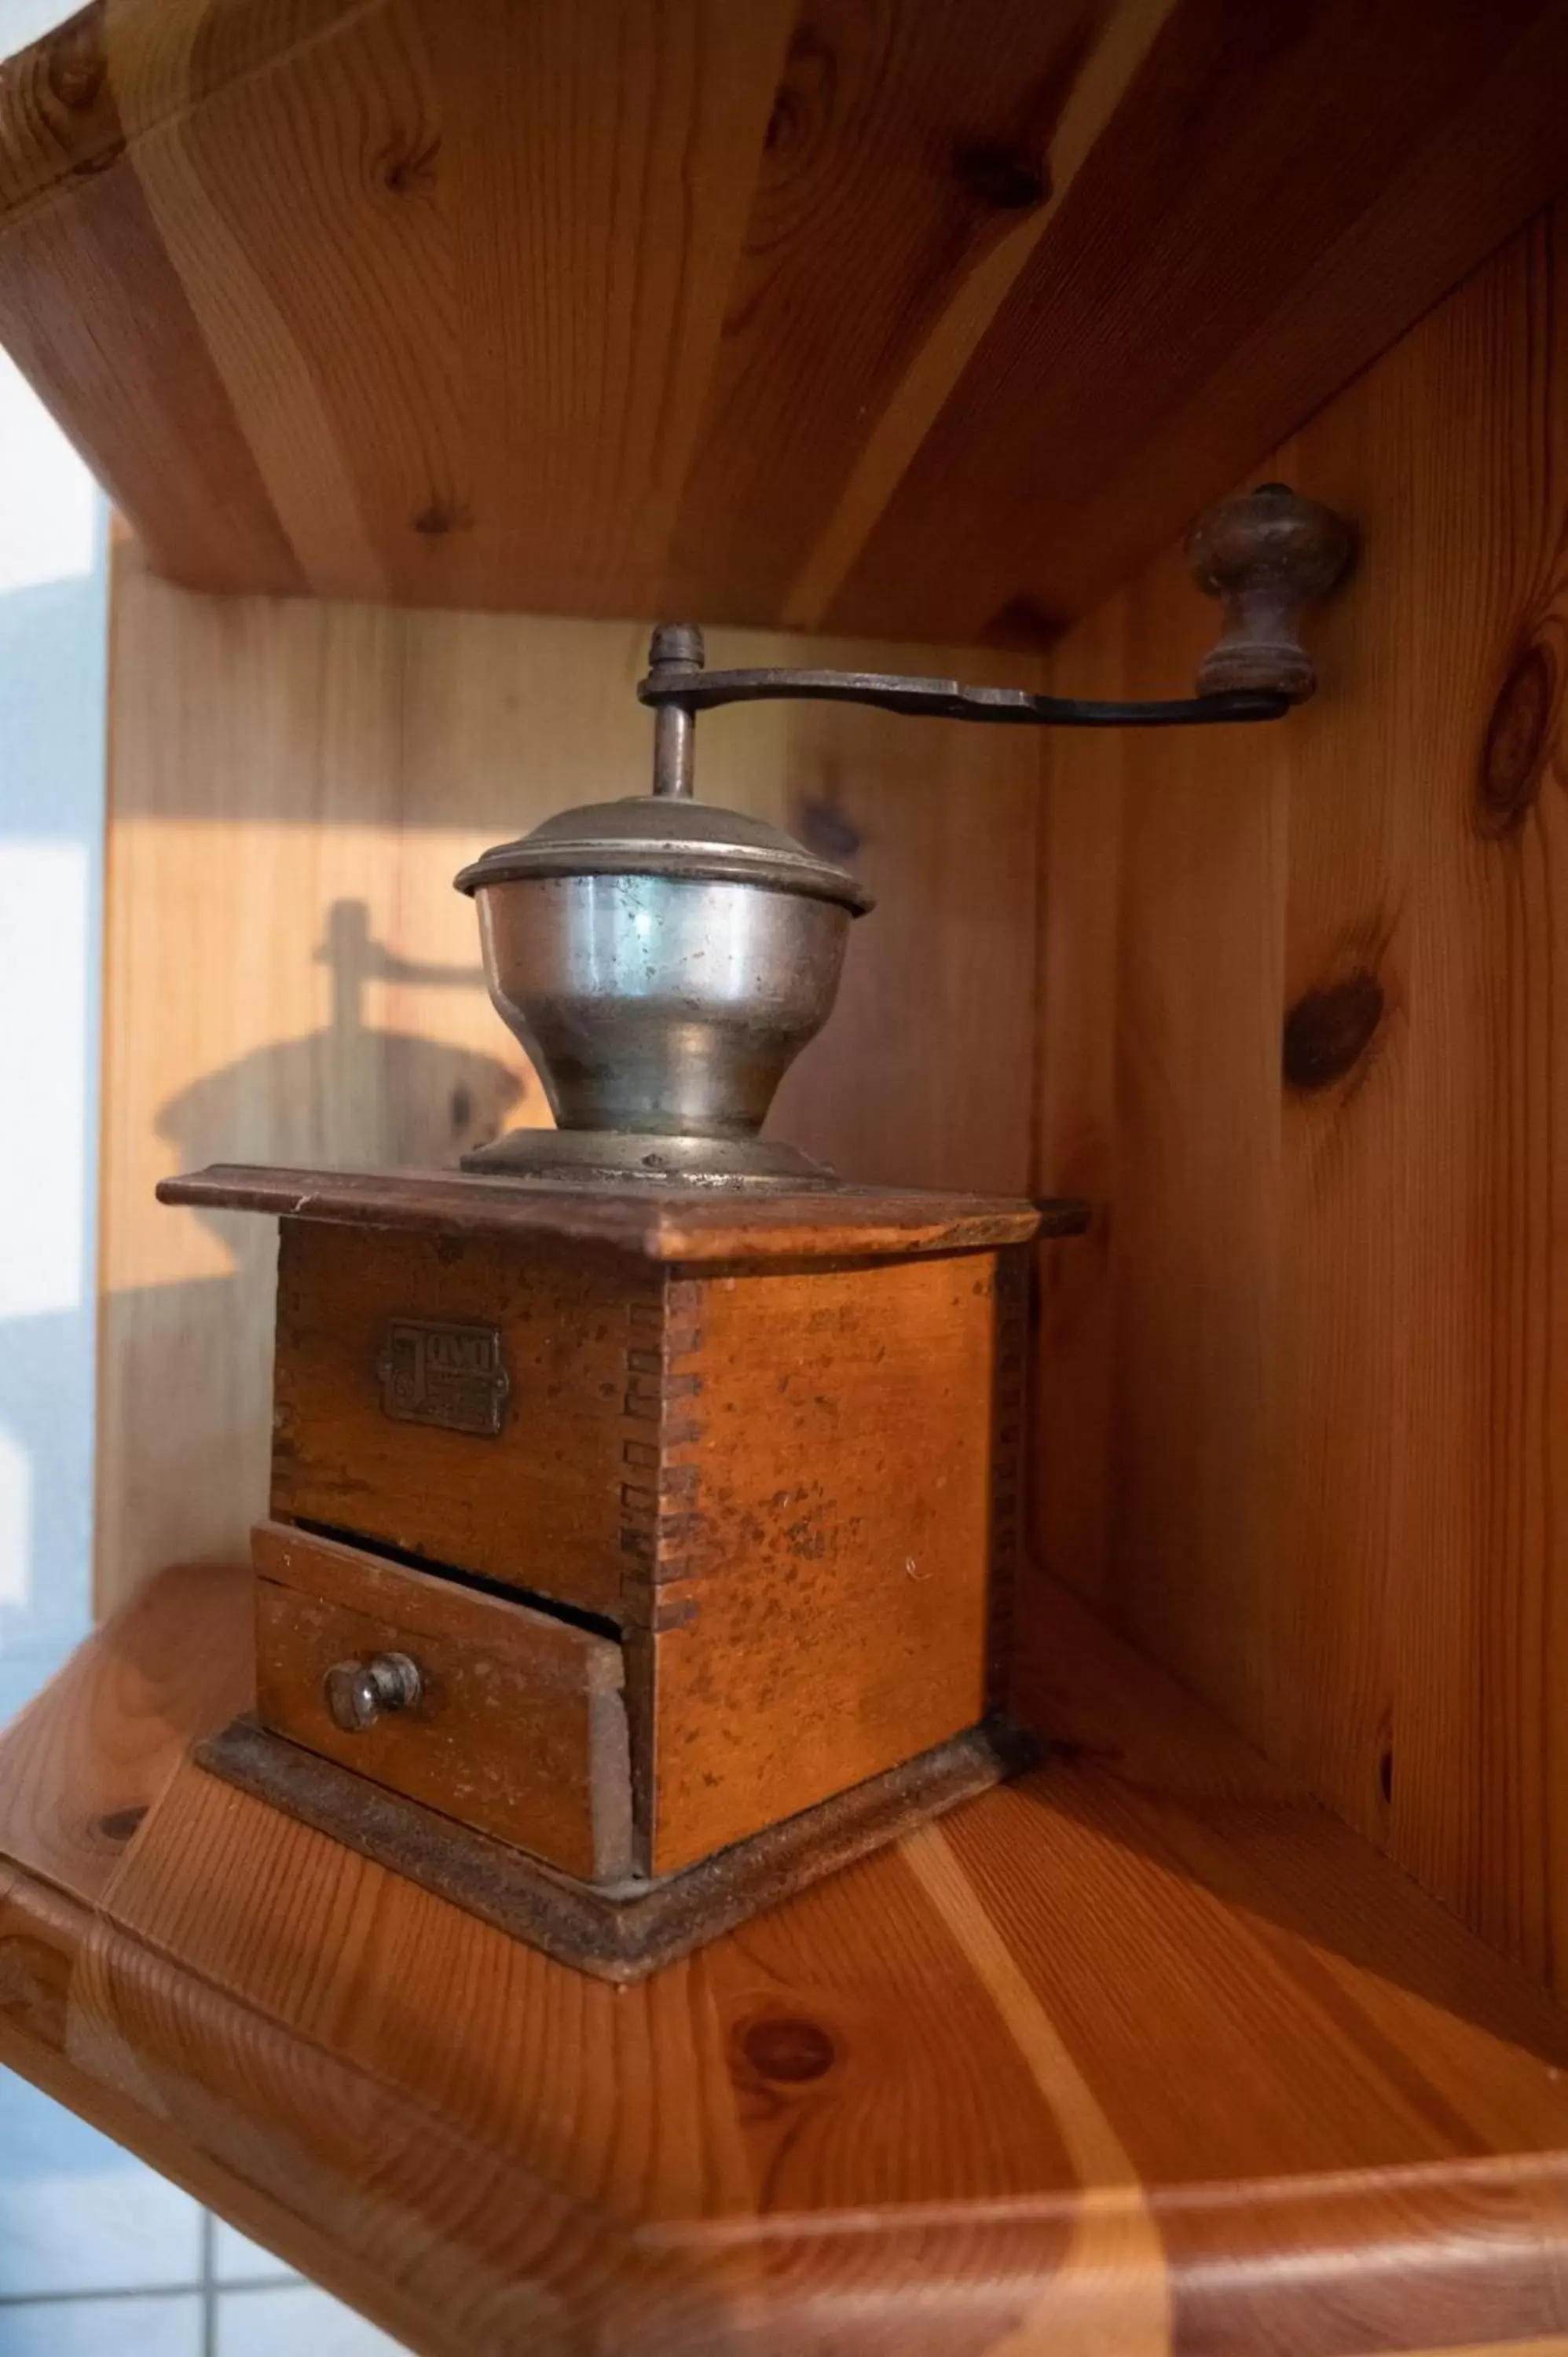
[0,2293,203,2356]
[0,2073,203,2298]
[217,2284,408,2355]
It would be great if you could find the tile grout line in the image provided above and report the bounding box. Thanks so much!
[200,2209,217,2357]
[0,2275,290,2307]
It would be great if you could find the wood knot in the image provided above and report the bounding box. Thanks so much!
[765,27,835,163]
[735,2011,837,2085]
[40,6,124,176]
[1478,641,1556,838]
[1282,970,1384,1092]
[1049,1736,1120,1769]
[382,131,440,196]
[0,1933,68,2043]
[96,1804,148,1845]
[46,7,108,111]
[792,795,861,860]
[954,140,1049,211]
[412,499,469,537]
[980,593,1064,653]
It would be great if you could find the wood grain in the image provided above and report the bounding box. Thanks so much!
[100,546,1045,1612]
[11,1560,1568,2351]
[253,1522,632,1882]
[4,1,1568,633]
[0,8,308,593]
[4,0,792,608]
[665,0,1156,625]
[1028,193,1568,1998]
[272,1219,641,1622]
[830,0,1568,644]
[257,1183,1031,1880]
[0,1559,250,1902]
[775,0,1176,636]
[645,1252,999,1874]
[164,1164,1054,1261]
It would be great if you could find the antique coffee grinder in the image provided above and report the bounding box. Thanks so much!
[167,487,1347,1978]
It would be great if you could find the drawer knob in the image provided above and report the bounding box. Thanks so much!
[324,1651,423,1733]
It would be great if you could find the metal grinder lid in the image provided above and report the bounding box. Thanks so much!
[453,797,874,915]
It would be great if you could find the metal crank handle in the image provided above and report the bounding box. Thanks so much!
[637,486,1350,751]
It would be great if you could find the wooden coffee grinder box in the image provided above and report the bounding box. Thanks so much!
[170,498,1339,1977]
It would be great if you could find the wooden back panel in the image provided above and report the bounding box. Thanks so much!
[98,559,1042,1613]
[1030,192,1568,1998]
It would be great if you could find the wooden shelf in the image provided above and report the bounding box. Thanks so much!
[2,1,1567,638]
[5,1560,1568,2352]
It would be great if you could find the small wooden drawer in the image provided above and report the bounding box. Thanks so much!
[270,1220,643,1622]
[251,1521,633,1883]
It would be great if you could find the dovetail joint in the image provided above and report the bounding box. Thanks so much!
[987,1252,1029,1707]
[618,1274,705,1611]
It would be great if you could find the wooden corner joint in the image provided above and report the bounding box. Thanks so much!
[619,1275,706,1622]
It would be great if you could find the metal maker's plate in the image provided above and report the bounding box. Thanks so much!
[376,1318,510,1437]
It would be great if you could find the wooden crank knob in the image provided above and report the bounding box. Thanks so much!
[1185,482,1351,702]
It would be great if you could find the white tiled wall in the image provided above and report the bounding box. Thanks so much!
[0,2074,412,2352]
[0,2055,412,2348]
[0,7,405,2346]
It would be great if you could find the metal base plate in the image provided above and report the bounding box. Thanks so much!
[460,1126,837,1191]
[194,1715,1038,1981]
